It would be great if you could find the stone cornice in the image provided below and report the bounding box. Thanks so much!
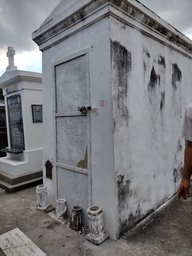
[32,0,192,53]
[0,73,42,89]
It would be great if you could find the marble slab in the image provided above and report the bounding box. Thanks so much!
[0,228,46,256]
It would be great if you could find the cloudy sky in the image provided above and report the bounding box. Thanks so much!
[0,0,192,76]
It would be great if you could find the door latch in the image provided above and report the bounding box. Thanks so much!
[77,106,97,115]
[77,106,87,115]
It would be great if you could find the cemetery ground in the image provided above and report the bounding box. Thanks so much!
[0,186,192,256]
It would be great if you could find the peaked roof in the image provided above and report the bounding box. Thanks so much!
[32,0,192,53]
[33,0,90,41]
[41,0,90,28]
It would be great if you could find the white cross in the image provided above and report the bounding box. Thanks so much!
[6,46,15,67]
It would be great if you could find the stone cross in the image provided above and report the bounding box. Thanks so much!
[6,46,17,71]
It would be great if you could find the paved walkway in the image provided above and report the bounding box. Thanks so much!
[0,186,192,256]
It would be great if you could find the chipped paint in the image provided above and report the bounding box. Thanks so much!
[77,149,88,169]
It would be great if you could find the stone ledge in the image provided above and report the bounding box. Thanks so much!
[0,169,43,185]
[0,177,43,193]
[32,0,192,53]
[1,148,23,154]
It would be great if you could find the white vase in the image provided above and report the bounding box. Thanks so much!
[36,184,49,211]
[86,205,108,245]
[56,199,67,218]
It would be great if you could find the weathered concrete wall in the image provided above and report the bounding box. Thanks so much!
[38,17,117,237]
[110,15,192,237]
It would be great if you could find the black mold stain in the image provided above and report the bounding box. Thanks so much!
[46,223,55,230]
[148,66,160,89]
[118,192,172,238]
[131,9,136,17]
[177,139,182,152]
[150,66,157,86]
[173,163,182,183]
[111,41,131,127]
[117,174,132,238]
[172,63,182,90]
[160,91,165,110]
[143,48,150,58]
[173,140,183,183]
[117,175,131,201]
[143,61,147,73]
[173,169,177,183]
[118,208,154,238]
[158,56,166,67]
[117,175,131,209]
[118,193,169,238]
[44,221,50,224]
[46,221,60,230]
[121,25,126,30]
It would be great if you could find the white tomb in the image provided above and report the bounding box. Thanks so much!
[33,0,192,239]
[0,47,43,192]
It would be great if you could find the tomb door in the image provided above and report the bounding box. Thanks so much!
[55,54,90,199]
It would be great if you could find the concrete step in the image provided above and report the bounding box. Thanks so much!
[0,169,42,185]
[0,177,43,193]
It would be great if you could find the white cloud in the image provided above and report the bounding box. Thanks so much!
[0,0,191,77]
[0,52,8,75]
[0,49,42,76]
[15,50,42,73]
[186,34,192,40]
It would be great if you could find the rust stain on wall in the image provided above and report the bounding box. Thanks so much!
[77,149,87,169]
